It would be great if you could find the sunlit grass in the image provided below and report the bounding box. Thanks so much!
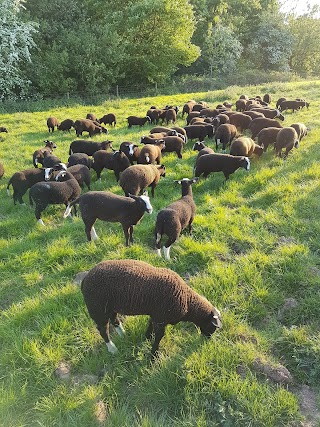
[0,80,320,426]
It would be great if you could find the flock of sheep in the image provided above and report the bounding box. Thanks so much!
[0,92,310,356]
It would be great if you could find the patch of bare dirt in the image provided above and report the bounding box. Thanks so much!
[252,357,293,385]
[95,400,108,423]
[54,361,71,380]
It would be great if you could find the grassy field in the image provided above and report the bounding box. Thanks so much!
[0,80,320,427]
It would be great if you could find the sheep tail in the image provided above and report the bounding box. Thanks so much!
[63,197,80,218]
[6,177,12,196]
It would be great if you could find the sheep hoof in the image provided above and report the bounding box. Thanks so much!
[155,248,162,257]
[90,227,99,241]
[115,324,125,337]
[163,246,171,260]
[37,219,45,226]
[106,341,118,354]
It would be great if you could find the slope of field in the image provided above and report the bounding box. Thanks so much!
[0,80,320,427]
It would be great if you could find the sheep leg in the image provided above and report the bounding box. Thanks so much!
[188,219,194,234]
[122,224,131,246]
[111,313,125,337]
[35,204,47,224]
[97,321,118,354]
[163,237,176,260]
[151,322,166,357]
[84,218,97,241]
[145,318,154,339]
[155,232,162,257]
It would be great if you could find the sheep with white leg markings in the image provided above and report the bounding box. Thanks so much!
[64,191,153,245]
[119,164,166,198]
[138,141,165,165]
[155,178,198,260]
[119,142,141,165]
[29,170,81,225]
[33,140,57,168]
[7,164,66,205]
[77,259,222,356]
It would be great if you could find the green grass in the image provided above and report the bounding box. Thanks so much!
[1,80,320,426]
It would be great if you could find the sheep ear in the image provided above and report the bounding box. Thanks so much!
[142,190,148,197]
[191,177,199,183]
[174,180,182,184]
[128,193,139,200]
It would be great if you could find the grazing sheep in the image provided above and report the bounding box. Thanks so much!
[78,259,222,355]
[212,114,230,128]
[165,108,177,125]
[155,178,198,260]
[6,164,66,205]
[33,140,57,168]
[92,150,130,181]
[0,161,4,178]
[58,119,75,131]
[290,123,308,141]
[184,124,214,141]
[235,99,247,112]
[251,108,285,121]
[29,170,81,225]
[192,103,207,112]
[69,139,113,156]
[194,153,250,180]
[64,192,153,245]
[276,97,287,109]
[249,118,283,139]
[42,155,63,168]
[192,141,215,160]
[138,141,165,165]
[74,119,108,137]
[182,101,197,117]
[186,111,201,125]
[86,113,99,122]
[67,153,93,169]
[229,113,252,132]
[256,127,282,152]
[127,116,151,128]
[67,164,91,190]
[199,108,219,118]
[47,117,59,132]
[279,100,309,112]
[146,108,163,125]
[263,94,271,104]
[120,164,166,197]
[243,111,265,120]
[99,113,117,126]
[158,135,185,158]
[119,142,141,165]
[275,127,299,158]
[215,124,238,151]
[0,126,8,133]
[150,126,171,134]
[239,94,249,100]
[230,137,264,157]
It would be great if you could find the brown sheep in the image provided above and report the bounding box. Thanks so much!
[138,141,165,165]
[256,127,282,152]
[74,119,108,137]
[58,119,74,131]
[33,140,57,168]
[92,150,130,181]
[127,116,151,128]
[230,137,263,157]
[120,164,166,197]
[47,117,59,132]
[194,153,250,180]
[243,111,265,120]
[290,123,308,141]
[182,101,197,117]
[249,118,283,139]
[192,141,215,159]
[165,108,177,125]
[275,127,299,158]
[229,113,252,132]
[251,108,285,121]
[99,113,117,126]
[263,94,271,104]
[279,100,310,112]
[215,124,238,151]
[86,113,99,122]
[235,99,247,112]
[186,111,201,125]
[119,142,141,165]
[276,97,287,109]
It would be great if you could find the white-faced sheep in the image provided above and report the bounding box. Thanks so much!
[119,142,141,165]
[194,153,250,180]
[138,141,165,165]
[7,164,66,205]
[127,116,151,128]
[249,118,283,139]
[290,123,308,141]
[119,164,166,198]
[155,178,198,260]
[47,117,59,132]
[256,127,282,152]
[77,259,222,356]
[33,140,57,168]
[92,150,130,181]
[64,191,153,245]
[274,127,299,158]
[230,137,263,157]
[29,170,81,225]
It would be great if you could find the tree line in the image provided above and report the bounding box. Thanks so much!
[0,0,319,99]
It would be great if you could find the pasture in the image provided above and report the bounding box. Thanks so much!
[0,80,320,427]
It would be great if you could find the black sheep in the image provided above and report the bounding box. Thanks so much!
[194,153,250,180]
[127,116,151,128]
[99,113,117,126]
[78,259,222,356]
[155,178,198,260]
[92,150,130,181]
[58,119,75,131]
[69,140,113,156]
[67,153,93,169]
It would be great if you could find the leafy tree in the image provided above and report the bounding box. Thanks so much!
[288,15,320,75]
[0,0,37,99]
[202,24,243,76]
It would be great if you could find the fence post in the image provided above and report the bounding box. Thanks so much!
[116,85,119,98]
